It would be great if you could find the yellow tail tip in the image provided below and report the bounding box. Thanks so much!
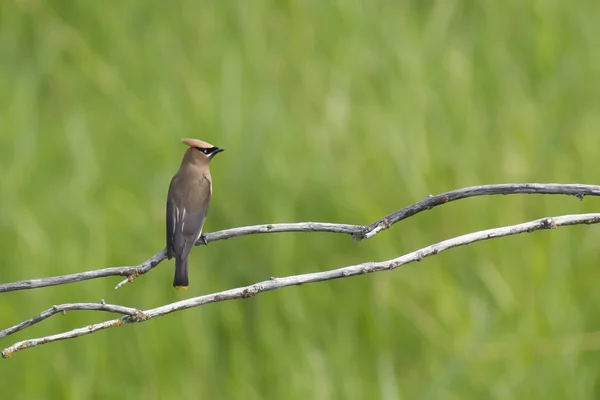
[173,285,189,291]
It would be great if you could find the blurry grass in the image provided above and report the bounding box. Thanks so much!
[1,0,600,399]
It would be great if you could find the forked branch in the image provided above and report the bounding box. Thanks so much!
[0,183,597,293]
[2,213,599,358]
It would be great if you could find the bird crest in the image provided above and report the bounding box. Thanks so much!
[181,138,215,149]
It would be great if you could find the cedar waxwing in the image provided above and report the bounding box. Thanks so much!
[166,138,224,290]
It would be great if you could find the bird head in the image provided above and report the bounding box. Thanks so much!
[181,138,225,162]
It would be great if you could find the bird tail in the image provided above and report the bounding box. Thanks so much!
[173,257,189,290]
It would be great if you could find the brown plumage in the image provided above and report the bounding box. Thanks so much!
[166,138,224,289]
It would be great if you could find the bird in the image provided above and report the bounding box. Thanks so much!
[166,138,225,290]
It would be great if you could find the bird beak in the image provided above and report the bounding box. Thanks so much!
[211,147,225,157]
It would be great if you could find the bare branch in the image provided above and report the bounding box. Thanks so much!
[201,222,361,242]
[0,250,168,293]
[359,183,598,239]
[0,183,597,293]
[3,213,599,358]
[0,303,141,339]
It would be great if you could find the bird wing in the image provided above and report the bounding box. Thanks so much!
[166,195,176,258]
[166,174,212,260]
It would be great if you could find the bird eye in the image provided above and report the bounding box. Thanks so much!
[197,147,209,154]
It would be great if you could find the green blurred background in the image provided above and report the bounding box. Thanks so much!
[1,0,600,398]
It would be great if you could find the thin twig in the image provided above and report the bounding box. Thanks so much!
[0,303,142,339]
[0,183,596,293]
[3,213,599,358]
